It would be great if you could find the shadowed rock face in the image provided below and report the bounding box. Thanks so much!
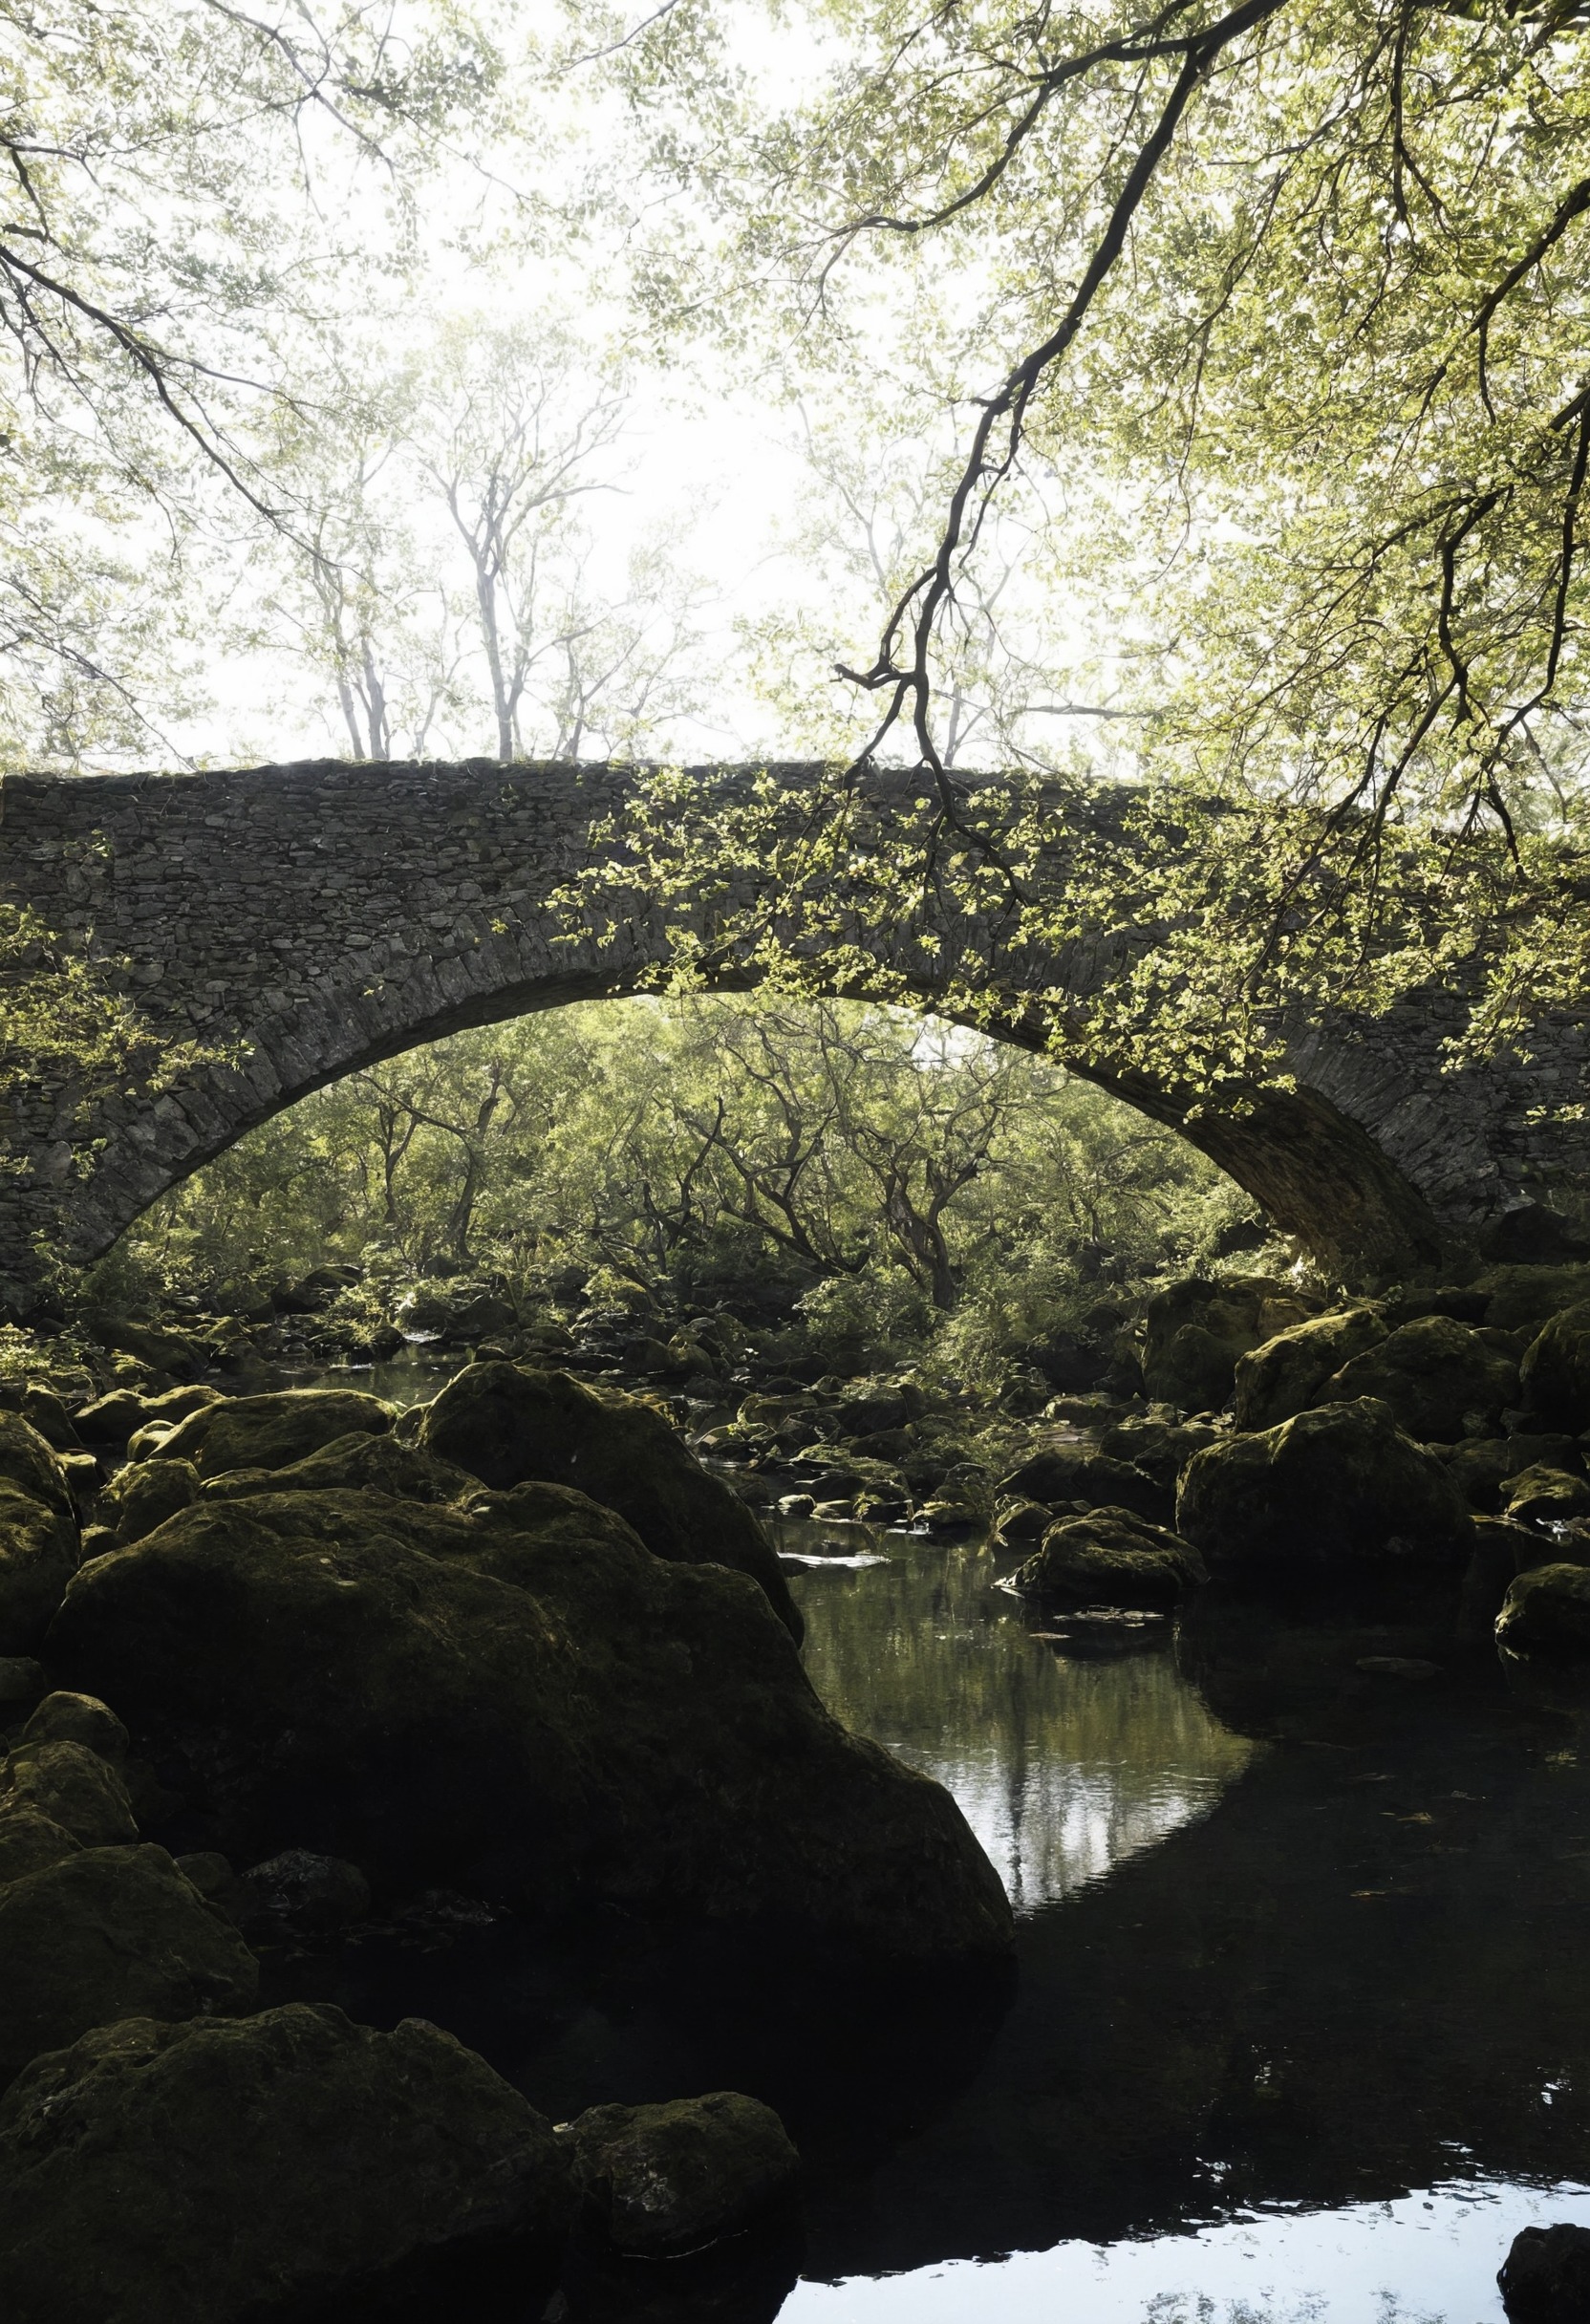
[45,1485,1011,1964]
[1177,1397,1472,1578]
[0,2005,571,2324]
[420,1362,803,1642]
[5,762,1588,1298]
[0,1845,258,2093]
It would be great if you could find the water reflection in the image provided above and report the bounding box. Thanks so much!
[786,1527,1255,1911]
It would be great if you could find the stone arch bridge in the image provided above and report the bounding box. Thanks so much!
[2,759,1585,1310]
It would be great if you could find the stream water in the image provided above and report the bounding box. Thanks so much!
[769,1527,1590,2322]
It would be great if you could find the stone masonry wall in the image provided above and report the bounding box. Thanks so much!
[2,759,1587,1298]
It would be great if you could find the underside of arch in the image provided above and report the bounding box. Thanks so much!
[54,968,1448,1299]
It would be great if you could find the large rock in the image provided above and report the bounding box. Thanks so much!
[1476,1262,1590,1332]
[1496,1563,1590,1656]
[1012,1508,1206,1610]
[1096,1413,1219,1490]
[420,1364,802,1641]
[0,1845,257,2090]
[0,1415,74,1518]
[0,1811,81,1884]
[1498,2221,1590,2318]
[202,1431,475,1506]
[567,2092,799,2255]
[1505,1466,1590,1527]
[1444,1434,1582,1514]
[150,1388,395,1479]
[0,1482,79,1653]
[0,1739,137,1846]
[97,1455,199,1545]
[1316,1316,1520,1443]
[1521,1302,1590,1432]
[0,2004,570,2324]
[1176,1398,1472,1579]
[47,1486,1012,1964]
[1142,1277,1316,1412]
[1233,1306,1387,1432]
[997,1447,1171,1527]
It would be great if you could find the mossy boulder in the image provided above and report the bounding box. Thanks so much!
[1142,1276,1317,1413]
[74,1385,222,1450]
[98,1456,199,1546]
[1442,1434,1582,1514]
[47,1487,1012,1964]
[0,1811,81,1884]
[21,1689,128,1759]
[0,1483,79,1654]
[1497,1562,1590,1656]
[1504,1465,1590,1527]
[1013,1508,1207,1610]
[150,1388,395,1479]
[0,1844,257,2091]
[0,1739,136,1847]
[1176,1397,1472,1578]
[0,1414,73,1519]
[1475,1262,1590,1333]
[1316,1315,1521,1443]
[1233,1306,1387,1433]
[567,2091,799,2256]
[420,1364,801,1641]
[202,1431,474,1507]
[997,1447,1171,1526]
[0,2004,570,2324]
[1498,2221,1590,2319]
[1096,1413,1219,1492]
[1520,1301,1590,1432]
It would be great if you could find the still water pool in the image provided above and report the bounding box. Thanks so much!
[772,1525,1590,2323]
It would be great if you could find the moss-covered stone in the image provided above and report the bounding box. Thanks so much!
[0,1415,73,1519]
[1520,1302,1590,1432]
[0,1483,78,1654]
[1097,1414,1220,1491]
[98,1456,199,1546]
[0,1811,81,1884]
[0,1844,257,2090]
[1316,1316,1520,1443]
[1177,1397,1472,1578]
[1013,1508,1207,1609]
[1497,1561,1590,1656]
[201,1431,475,1506]
[420,1364,802,1641]
[1474,1262,1590,1332]
[1142,1276,1317,1412]
[1233,1306,1387,1432]
[1504,1465,1590,1527]
[990,1497,1051,1552]
[22,1689,128,1760]
[46,1487,1012,1964]
[0,2004,570,2324]
[997,1447,1171,1526]
[567,2091,799,2255]
[0,1739,136,1847]
[151,1388,395,1479]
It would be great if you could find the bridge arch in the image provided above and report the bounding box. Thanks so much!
[2,760,1581,1306]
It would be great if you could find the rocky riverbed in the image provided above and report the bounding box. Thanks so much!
[8,1246,1590,2313]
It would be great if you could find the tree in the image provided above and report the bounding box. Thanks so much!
[597,0,1590,1081]
[414,318,629,761]
[0,2,504,758]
